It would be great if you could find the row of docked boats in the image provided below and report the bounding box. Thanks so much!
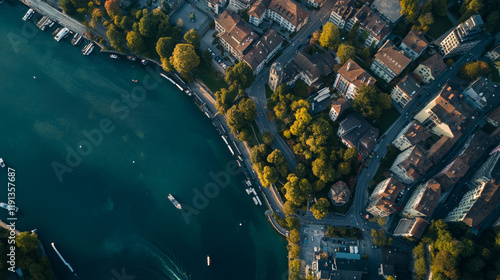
[36,16,54,31]
[244,179,262,206]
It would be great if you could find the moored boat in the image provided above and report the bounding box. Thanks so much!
[168,194,182,210]
[110,54,119,59]
[132,79,138,83]
[0,202,18,212]
[22,9,34,21]
[82,43,94,56]
[252,197,258,205]
[0,158,4,168]
[127,56,137,61]
[207,255,211,266]
[141,59,148,65]
[54,27,69,42]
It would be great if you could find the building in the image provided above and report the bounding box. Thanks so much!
[243,29,284,74]
[371,0,402,23]
[208,0,227,14]
[366,177,406,217]
[486,44,500,61]
[229,0,252,11]
[426,133,461,165]
[402,179,441,218]
[306,0,324,8]
[370,41,412,83]
[337,113,379,159]
[283,51,336,87]
[412,53,447,84]
[462,77,498,110]
[414,80,475,138]
[445,147,500,228]
[390,145,432,184]
[487,106,500,127]
[268,62,283,91]
[400,30,429,60]
[328,181,351,206]
[392,121,431,152]
[329,98,350,122]
[248,0,309,32]
[328,0,357,30]
[354,5,392,48]
[216,11,258,60]
[390,75,422,108]
[439,14,484,58]
[393,217,428,239]
[334,59,376,101]
[379,264,395,279]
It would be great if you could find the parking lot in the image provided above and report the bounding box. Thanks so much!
[200,29,233,74]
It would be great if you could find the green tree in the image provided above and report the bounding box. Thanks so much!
[267,149,289,177]
[343,147,358,163]
[106,25,124,51]
[60,0,76,14]
[263,131,274,145]
[226,62,255,89]
[387,276,397,280]
[348,21,360,43]
[401,0,419,22]
[289,259,301,280]
[378,93,392,109]
[289,229,300,243]
[433,0,448,16]
[415,257,428,280]
[415,12,434,32]
[238,98,257,121]
[169,44,200,78]
[311,198,330,220]
[262,165,278,186]
[352,85,383,119]
[286,216,300,230]
[485,11,500,34]
[459,61,491,80]
[183,29,201,50]
[319,22,341,50]
[290,108,312,136]
[312,158,334,182]
[284,200,297,215]
[156,37,175,59]
[215,88,231,114]
[226,105,246,132]
[337,44,356,64]
[337,162,351,176]
[288,242,301,259]
[139,12,156,38]
[104,0,121,18]
[284,174,307,206]
[202,49,212,63]
[292,80,309,99]
[126,31,145,54]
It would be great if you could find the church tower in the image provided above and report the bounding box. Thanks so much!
[268,62,283,92]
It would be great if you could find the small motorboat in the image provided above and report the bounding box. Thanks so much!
[0,158,5,168]
[132,79,138,83]
[110,54,119,59]
[207,255,211,266]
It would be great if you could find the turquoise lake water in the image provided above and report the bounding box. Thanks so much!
[0,2,287,279]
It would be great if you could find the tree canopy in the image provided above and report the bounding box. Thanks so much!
[311,198,330,220]
[126,30,145,54]
[169,44,200,78]
[401,0,419,22]
[459,61,490,81]
[337,44,356,64]
[104,0,121,18]
[156,37,175,59]
[226,62,255,89]
[183,29,201,50]
[351,85,391,119]
[319,22,341,50]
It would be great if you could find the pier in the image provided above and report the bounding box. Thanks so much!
[265,210,289,237]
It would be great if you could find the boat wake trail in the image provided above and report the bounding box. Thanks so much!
[134,236,191,280]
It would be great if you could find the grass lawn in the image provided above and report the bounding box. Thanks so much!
[265,84,273,99]
[194,60,228,93]
[375,107,401,134]
[246,121,263,147]
[427,16,454,40]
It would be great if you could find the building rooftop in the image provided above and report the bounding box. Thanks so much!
[402,121,431,146]
[414,179,441,216]
[463,180,500,228]
[462,76,498,109]
[375,41,412,76]
[487,105,500,124]
[338,112,379,158]
[397,145,432,180]
[285,51,336,83]
[396,75,421,98]
[243,29,283,70]
[402,30,429,55]
[354,5,392,42]
[269,0,309,27]
[421,54,447,79]
[329,180,351,205]
[338,59,376,88]
[248,0,270,18]
[216,10,240,31]
[393,217,428,239]
[331,0,357,21]
[331,98,351,117]
[371,0,402,23]
[426,133,461,165]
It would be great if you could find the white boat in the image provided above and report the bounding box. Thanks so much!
[207,255,211,266]
[0,202,18,212]
[82,43,94,56]
[168,194,182,210]
[22,9,34,21]
[0,158,5,168]
[127,56,137,61]
[255,196,262,206]
[252,197,258,205]
[245,188,252,195]
[54,27,69,42]
[110,54,119,59]
[141,59,148,65]
[250,188,257,196]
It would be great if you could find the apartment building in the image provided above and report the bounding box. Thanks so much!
[334,59,376,101]
[354,5,392,48]
[328,0,357,30]
[337,113,379,159]
[283,51,335,86]
[329,98,350,122]
[393,218,428,239]
[402,179,441,218]
[216,11,258,60]
[248,0,309,32]
[390,145,431,184]
[392,121,431,152]
[229,0,252,11]
[400,30,429,60]
[412,53,447,84]
[243,29,284,74]
[390,75,421,108]
[462,77,498,110]
[439,14,483,58]
[366,177,406,217]
[370,41,412,83]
